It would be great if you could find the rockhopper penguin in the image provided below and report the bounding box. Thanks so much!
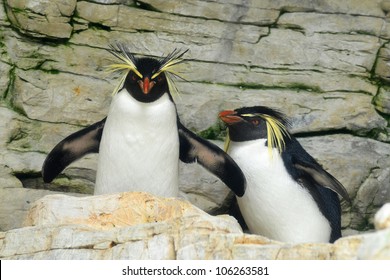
[219,106,350,243]
[42,44,246,198]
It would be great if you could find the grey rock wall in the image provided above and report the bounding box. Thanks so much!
[0,0,389,234]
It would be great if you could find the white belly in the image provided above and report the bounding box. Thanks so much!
[95,90,179,197]
[228,139,331,243]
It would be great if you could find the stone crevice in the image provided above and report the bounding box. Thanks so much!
[372,40,390,80]
[136,0,279,27]
[1,64,15,100]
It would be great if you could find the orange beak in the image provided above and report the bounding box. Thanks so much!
[218,110,242,124]
[138,77,156,94]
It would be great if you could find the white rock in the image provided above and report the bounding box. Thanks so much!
[1,192,390,260]
[24,192,240,231]
[356,228,390,259]
[375,203,390,230]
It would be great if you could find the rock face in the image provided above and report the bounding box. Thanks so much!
[24,192,212,229]
[4,0,76,39]
[1,193,390,260]
[0,0,389,243]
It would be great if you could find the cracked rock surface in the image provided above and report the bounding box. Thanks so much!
[0,0,389,252]
[1,192,390,260]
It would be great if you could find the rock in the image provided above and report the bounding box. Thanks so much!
[278,12,385,37]
[24,192,223,229]
[381,21,390,41]
[0,105,15,147]
[0,187,86,231]
[11,68,111,125]
[250,29,380,74]
[373,87,390,114]
[0,107,92,231]
[375,203,390,230]
[381,0,390,13]
[353,228,390,259]
[0,62,12,98]
[1,192,246,259]
[24,186,235,229]
[76,2,119,28]
[182,61,378,95]
[375,43,390,83]
[76,1,268,43]
[143,0,386,18]
[1,192,390,259]
[0,1,8,26]
[140,0,280,25]
[5,0,76,39]
[0,165,23,189]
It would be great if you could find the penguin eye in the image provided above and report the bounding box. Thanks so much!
[251,119,260,126]
[156,75,163,83]
[130,73,137,81]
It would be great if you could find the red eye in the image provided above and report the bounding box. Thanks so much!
[251,119,260,126]
[131,74,137,81]
[157,76,163,82]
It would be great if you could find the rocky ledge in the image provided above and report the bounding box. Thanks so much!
[0,192,389,260]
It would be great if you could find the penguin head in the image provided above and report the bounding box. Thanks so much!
[219,106,291,154]
[123,57,169,103]
[107,43,188,103]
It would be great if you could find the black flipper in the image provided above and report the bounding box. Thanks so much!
[42,118,106,183]
[283,138,350,203]
[293,161,350,203]
[178,121,246,197]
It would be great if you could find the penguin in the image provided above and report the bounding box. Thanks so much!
[219,106,350,243]
[42,43,246,198]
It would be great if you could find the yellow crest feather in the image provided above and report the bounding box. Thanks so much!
[262,115,290,157]
[152,49,188,79]
[153,49,188,100]
[224,129,231,152]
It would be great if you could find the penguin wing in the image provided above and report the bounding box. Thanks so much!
[42,118,106,183]
[178,121,246,197]
[293,162,350,203]
[285,139,350,203]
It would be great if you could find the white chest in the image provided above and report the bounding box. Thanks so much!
[95,90,179,197]
[228,139,331,243]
